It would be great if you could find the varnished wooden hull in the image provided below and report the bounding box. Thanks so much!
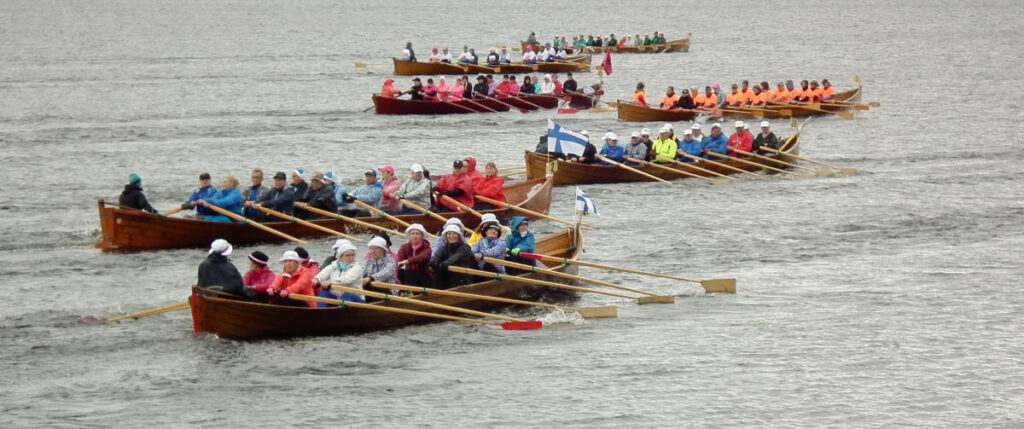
[616,86,862,122]
[392,55,590,76]
[615,102,700,122]
[373,94,561,115]
[190,226,583,340]
[522,34,691,54]
[525,132,801,186]
[96,177,553,252]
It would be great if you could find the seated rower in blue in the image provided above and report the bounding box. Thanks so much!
[504,216,535,274]
[182,172,217,218]
[701,123,729,159]
[598,132,625,164]
[313,239,366,306]
[339,169,383,217]
[676,129,704,162]
[196,176,243,222]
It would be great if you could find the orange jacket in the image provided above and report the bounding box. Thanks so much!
[725,92,744,106]
[269,266,316,308]
[750,92,768,106]
[820,86,835,100]
[700,93,717,108]
[632,90,647,106]
[739,89,754,105]
[771,88,789,103]
[660,94,679,108]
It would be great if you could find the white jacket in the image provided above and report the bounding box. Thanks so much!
[315,261,365,299]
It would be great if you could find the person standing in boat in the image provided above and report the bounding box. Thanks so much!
[726,121,754,157]
[294,172,336,219]
[267,250,316,307]
[197,239,244,296]
[242,250,275,301]
[397,223,432,288]
[118,173,157,214]
[753,121,781,151]
[702,124,729,159]
[598,132,625,164]
[241,169,265,219]
[313,240,366,306]
[340,170,383,217]
[182,172,216,218]
[196,176,242,222]
[245,171,294,220]
[632,82,647,107]
[471,220,507,274]
[429,224,475,289]
[401,42,416,62]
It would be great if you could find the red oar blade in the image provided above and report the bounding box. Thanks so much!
[557,108,579,114]
[500,321,543,330]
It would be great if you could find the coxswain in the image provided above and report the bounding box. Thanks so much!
[340,170,383,217]
[702,123,728,159]
[427,47,442,63]
[246,171,294,221]
[522,45,537,64]
[660,86,679,109]
[433,159,475,212]
[486,48,500,66]
[380,78,401,98]
[313,240,365,306]
[753,121,781,151]
[242,250,275,301]
[428,224,476,289]
[726,121,754,157]
[197,239,244,296]
[820,79,835,101]
[402,42,416,62]
[294,172,336,219]
[397,223,432,287]
[526,32,538,45]
[241,169,265,218]
[562,72,578,93]
[676,129,703,162]
[471,220,507,274]
[624,131,648,162]
[567,130,597,164]
[267,250,316,307]
[598,132,625,164]
[197,176,242,222]
[632,82,647,106]
[725,84,744,107]
[651,126,678,164]
[118,173,156,214]
[182,172,216,218]
[474,162,505,209]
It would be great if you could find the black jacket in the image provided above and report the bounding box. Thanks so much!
[674,95,695,110]
[562,79,578,93]
[429,241,475,289]
[119,184,156,213]
[197,253,244,295]
[290,181,309,203]
[306,183,338,214]
[258,186,295,215]
[753,132,781,151]
[473,82,489,98]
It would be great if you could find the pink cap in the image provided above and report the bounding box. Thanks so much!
[712,83,721,91]
[378,165,395,175]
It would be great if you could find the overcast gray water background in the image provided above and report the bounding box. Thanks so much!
[2,0,1023,427]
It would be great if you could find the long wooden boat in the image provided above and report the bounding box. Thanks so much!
[189,224,583,340]
[393,55,590,76]
[373,93,591,115]
[96,177,553,252]
[525,129,802,186]
[522,34,691,55]
[615,85,862,122]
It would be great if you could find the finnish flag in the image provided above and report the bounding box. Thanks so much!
[547,119,588,157]
[575,187,599,216]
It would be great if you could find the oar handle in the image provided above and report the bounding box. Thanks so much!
[726,149,800,175]
[256,206,360,241]
[626,156,711,182]
[440,195,483,218]
[107,301,190,322]
[597,155,673,185]
[161,207,185,217]
[473,194,572,228]
[203,203,307,244]
[354,200,411,229]
[298,205,412,238]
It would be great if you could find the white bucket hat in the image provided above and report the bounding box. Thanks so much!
[208,239,232,256]
[405,223,428,237]
[279,250,302,262]
[367,236,389,250]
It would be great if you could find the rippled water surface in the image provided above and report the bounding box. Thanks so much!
[2,0,1023,427]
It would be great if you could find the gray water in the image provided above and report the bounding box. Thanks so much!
[2,0,1023,427]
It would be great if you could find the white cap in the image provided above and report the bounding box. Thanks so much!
[603,132,618,141]
[444,217,464,227]
[663,123,674,130]
[331,238,352,251]
[640,128,650,136]
[442,224,463,236]
[691,123,701,130]
[334,241,357,257]
[405,223,428,236]
[323,171,338,184]
[711,122,722,129]
[760,121,771,128]
[480,213,498,224]
[367,236,388,250]
[279,250,302,262]
[659,125,671,133]
[208,239,232,256]
[580,130,589,137]
[292,168,307,179]
[734,120,745,128]
[410,163,424,173]
[630,131,639,138]
[683,130,692,136]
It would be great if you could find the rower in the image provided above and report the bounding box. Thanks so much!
[539,74,555,94]
[519,76,536,95]
[377,165,402,213]
[676,129,703,162]
[771,81,790,103]
[428,224,476,289]
[401,77,425,100]
[820,79,835,101]
[197,239,244,296]
[507,76,520,96]
[362,236,398,297]
[458,45,471,64]
[495,75,513,97]
[792,80,812,103]
[638,128,654,159]
[472,75,489,99]
[624,131,648,163]
[642,33,651,45]
[474,162,506,209]
[340,170,383,217]
[696,86,717,108]
[551,74,563,95]
[433,159,475,212]
[809,80,822,102]
[739,80,753,105]
[246,171,294,221]
[466,48,478,64]
[725,84,744,107]
[632,82,647,106]
[397,223,432,287]
[197,176,243,223]
[427,47,442,63]
[499,47,512,64]
[436,77,450,101]
[242,169,265,219]
[294,172,337,220]
[267,250,316,307]
[182,172,216,219]
[504,216,535,273]
[393,163,432,215]
[673,90,695,110]
[727,121,754,157]
[660,86,679,109]
[753,121,781,151]
[749,85,768,107]
[422,78,438,100]
[294,246,320,276]
[598,132,625,164]
[313,240,366,306]
[522,45,537,64]
[567,130,597,164]
[486,48,500,66]
[651,126,678,164]
[712,83,726,108]
[242,250,275,301]
[555,46,568,60]
[118,173,156,214]
[702,123,729,159]
[691,123,705,143]
[607,34,618,46]
[471,219,507,274]
[464,157,483,188]
[441,47,453,64]
[380,78,401,98]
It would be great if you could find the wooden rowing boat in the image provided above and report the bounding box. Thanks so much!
[522,34,691,55]
[373,93,562,115]
[615,85,862,122]
[524,132,801,186]
[392,55,591,76]
[96,177,553,252]
[189,224,583,340]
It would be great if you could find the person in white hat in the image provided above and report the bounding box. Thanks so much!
[599,132,625,163]
[471,219,508,274]
[753,120,781,151]
[312,240,366,305]
[397,223,432,287]
[432,217,465,254]
[429,223,476,289]
[651,125,678,164]
[727,120,754,157]
[539,74,555,94]
[288,169,309,203]
[362,236,397,293]
[624,130,648,161]
[393,163,432,214]
[197,238,243,296]
[676,129,704,162]
[690,123,705,143]
[702,123,728,158]
[567,130,598,164]
[266,250,316,306]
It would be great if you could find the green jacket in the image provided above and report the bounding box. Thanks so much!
[651,138,677,163]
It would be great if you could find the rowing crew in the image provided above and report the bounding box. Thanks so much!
[382,72,599,101]
[526,32,671,50]
[195,215,539,304]
[633,79,837,110]
[117,158,507,221]
[401,42,526,67]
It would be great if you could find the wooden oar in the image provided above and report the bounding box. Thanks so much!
[472,195,593,230]
[368,281,618,319]
[699,107,762,118]
[256,205,361,241]
[201,203,307,244]
[444,101,482,114]
[679,153,763,179]
[744,104,794,116]
[448,266,674,304]
[769,101,853,119]
[462,97,500,113]
[481,257,673,299]
[328,285,524,322]
[511,94,547,110]
[655,156,736,181]
[439,195,483,218]
[353,200,411,229]
[758,147,860,175]
[729,148,831,176]
[161,206,185,217]
[475,92,529,113]
[93,301,190,323]
[288,294,542,330]
[704,150,807,177]
[596,155,672,185]
[297,205,416,238]
[821,101,869,111]
[623,156,716,183]
[399,199,447,223]
[518,252,736,294]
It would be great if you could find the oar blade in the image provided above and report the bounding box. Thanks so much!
[575,306,619,319]
[840,168,861,175]
[81,315,110,324]
[855,104,870,111]
[354,62,367,68]
[869,101,881,107]
[500,321,544,330]
[837,111,854,120]
[701,278,737,294]
[637,295,676,305]
[815,170,833,177]
[558,108,579,114]
[711,178,731,186]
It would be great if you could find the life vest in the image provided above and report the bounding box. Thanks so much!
[725,92,744,106]
[820,86,835,100]
[661,94,678,108]
[701,94,717,108]
[632,90,647,106]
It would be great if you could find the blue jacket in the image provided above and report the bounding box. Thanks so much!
[333,183,348,208]
[703,133,728,159]
[242,184,265,218]
[346,182,382,210]
[187,186,217,216]
[206,188,243,217]
[598,144,625,164]
[257,186,295,215]
[471,237,507,274]
[505,216,535,253]
[677,138,704,161]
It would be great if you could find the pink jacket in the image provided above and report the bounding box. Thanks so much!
[380,177,401,212]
